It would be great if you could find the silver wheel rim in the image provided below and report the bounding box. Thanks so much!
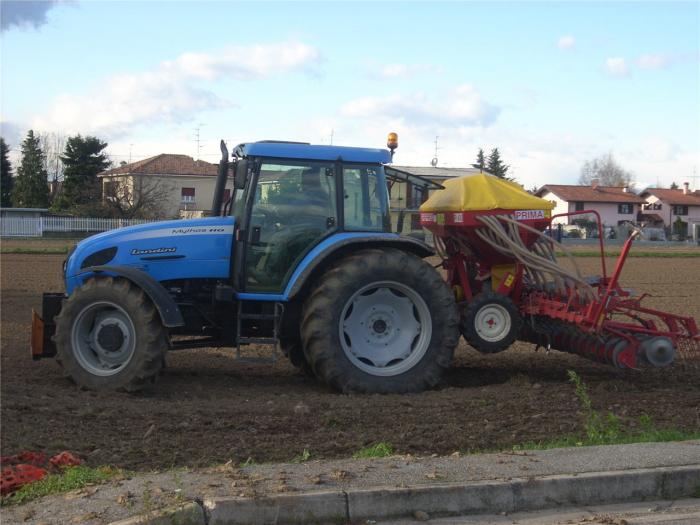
[474,304,511,342]
[71,301,136,377]
[339,281,432,377]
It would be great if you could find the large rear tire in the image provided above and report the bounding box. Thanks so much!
[54,277,167,392]
[301,248,459,393]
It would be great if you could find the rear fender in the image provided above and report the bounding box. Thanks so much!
[77,265,185,328]
[285,233,434,300]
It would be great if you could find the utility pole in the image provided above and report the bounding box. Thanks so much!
[129,144,133,165]
[330,129,334,145]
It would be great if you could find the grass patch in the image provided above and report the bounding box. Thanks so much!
[1,465,121,506]
[353,442,394,459]
[0,247,69,255]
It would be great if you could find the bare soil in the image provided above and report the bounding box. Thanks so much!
[1,253,699,472]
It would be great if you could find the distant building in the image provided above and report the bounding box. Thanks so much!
[98,154,229,218]
[639,183,700,239]
[535,182,644,227]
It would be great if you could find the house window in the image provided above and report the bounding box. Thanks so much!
[574,201,584,211]
[672,205,688,216]
[181,187,195,203]
[618,203,634,214]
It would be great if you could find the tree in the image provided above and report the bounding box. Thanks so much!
[475,148,486,172]
[38,132,66,203]
[670,181,679,189]
[103,176,173,219]
[12,130,49,208]
[578,152,632,187]
[56,135,110,210]
[1,138,13,207]
[486,148,510,179]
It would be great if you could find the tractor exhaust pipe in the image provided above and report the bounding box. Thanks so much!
[211,140,229,216]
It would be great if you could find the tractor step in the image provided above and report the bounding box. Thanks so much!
[235,301,284,363]
[238,337,277,345]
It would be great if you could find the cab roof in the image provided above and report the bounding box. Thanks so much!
[234,141,392,164]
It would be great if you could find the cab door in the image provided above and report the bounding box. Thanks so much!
[244,160,337,293]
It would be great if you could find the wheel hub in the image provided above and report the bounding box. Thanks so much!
[340,282,431,376]
[96,323,125,352]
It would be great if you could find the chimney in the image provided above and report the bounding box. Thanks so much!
[591,178,599,190]
[683,182,689,195]
[622,186,629,193]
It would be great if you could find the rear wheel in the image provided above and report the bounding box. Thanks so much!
[460,292,522,354]
[301,248,459,393]
[54,277,167,392]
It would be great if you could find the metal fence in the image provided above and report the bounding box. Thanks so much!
[1,216,156,237]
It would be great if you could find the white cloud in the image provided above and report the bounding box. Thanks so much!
[371,63,442,79]
[557,36,575,50]
[636,53,672,70]
[340,84,500,128]
[32,41,321,137]
[604,57,630,77]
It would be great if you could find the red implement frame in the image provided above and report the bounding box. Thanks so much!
[439,208,700,368]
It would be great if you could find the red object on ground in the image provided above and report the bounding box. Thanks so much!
[49,451,82,468]
[0,450,82,496]
[1,464,48,496]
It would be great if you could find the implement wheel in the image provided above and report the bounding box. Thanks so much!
[54,277,167,392]
[301,248,459,394]
[461,291,522,354]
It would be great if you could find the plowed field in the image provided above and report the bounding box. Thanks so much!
[1,253,698,471]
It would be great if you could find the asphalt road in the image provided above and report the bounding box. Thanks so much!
[378,498,700,525]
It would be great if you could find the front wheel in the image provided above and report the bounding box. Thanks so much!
[54,277,167,392]
[301,248,459,393]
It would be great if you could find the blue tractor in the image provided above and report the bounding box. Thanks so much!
[31,137,460,393]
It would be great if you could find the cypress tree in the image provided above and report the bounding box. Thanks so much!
[475,148,486,172]
[12,130,49,208]
[486,148,510,179]
[1,137,13,207]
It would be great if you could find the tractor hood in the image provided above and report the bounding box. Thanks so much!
[64,216,235,294]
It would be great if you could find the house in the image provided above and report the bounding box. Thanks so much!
[388,165,483,231]
[535,182,645,228]
[639,183,700,240]
[98,154,230,218]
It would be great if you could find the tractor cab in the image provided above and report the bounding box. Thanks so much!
[213,140,443,296]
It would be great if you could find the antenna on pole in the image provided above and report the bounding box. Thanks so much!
[330,129,334,145]
[430,136,440,167]
[194,124,204,160]
[129,144,133,165]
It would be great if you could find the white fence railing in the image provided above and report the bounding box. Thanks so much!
[1,216,157,237]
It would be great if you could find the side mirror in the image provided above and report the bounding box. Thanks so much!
[234,158,248,190]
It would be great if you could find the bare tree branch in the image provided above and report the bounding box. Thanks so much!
[103,175,173,219]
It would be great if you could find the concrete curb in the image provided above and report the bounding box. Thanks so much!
[109,465,700,525]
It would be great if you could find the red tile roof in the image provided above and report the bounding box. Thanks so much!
[639,188,700,206]
[536,184,644,203]
[99,154,218,177]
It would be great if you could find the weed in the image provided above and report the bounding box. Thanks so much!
[1,465,120,506]
[240,457,256,467]
[291,449,311,463]
[567,370,621,444]
[353,442,394,459]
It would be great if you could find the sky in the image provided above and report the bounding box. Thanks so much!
[1,0,698,190]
